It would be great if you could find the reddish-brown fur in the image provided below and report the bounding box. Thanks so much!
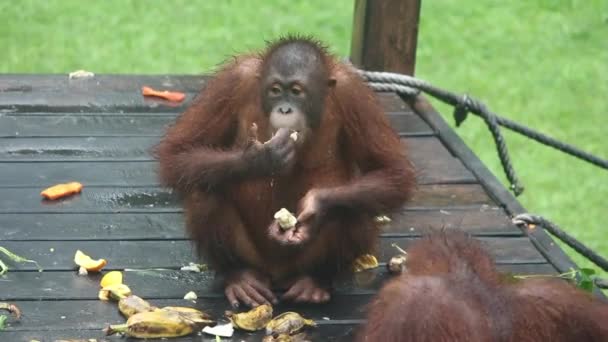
[356,231,608,342]
[155,36,415,302]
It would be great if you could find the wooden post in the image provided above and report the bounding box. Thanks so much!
[350,0,421,75]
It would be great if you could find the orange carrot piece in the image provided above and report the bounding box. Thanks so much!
[141,86,186,102]
[40,182,83,200]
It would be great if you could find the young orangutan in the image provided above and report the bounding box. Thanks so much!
[155,35,415,308]
[356,231,608,342]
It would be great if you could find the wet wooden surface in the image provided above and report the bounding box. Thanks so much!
[0,74,570,341]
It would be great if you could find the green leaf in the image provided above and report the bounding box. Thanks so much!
[0,315,7,331]
[578,279,594,292]
[579,268,596,277]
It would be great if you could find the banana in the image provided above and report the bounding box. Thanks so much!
[265,312,316,336]
[104,309,203,338]
[352,254,379,272]
[227,303,273,331]
[159,306,215,325]
[118,295,157,318]
[263,332,310,342]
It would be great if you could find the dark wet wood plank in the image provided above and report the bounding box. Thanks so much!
[381,209,521,236]
[0,152,473,190]
[0,237,543,272]
[0,111,431,138]
[0,136,444,163]
[0,263,558,301]
[0,136,436,162]
[0,136,476,186]
[0,184,493,214]
[3,325,359,342]
[0,209,520,241]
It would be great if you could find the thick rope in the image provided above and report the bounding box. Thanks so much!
[513,214,608,273]
[359,70,608,197]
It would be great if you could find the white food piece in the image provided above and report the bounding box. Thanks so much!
[77,266,88,276]
[274,208,297,230]
[202,322,235,337]
[183,291,198,301]
[290,131,299,141]
[180,262,202,273]
[68,69,95,79]
[374,215,392,223]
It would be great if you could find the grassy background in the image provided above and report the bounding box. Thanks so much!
[1,1,607,279]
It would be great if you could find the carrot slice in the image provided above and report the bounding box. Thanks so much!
[40,182,83,200]
[141,86,186,102]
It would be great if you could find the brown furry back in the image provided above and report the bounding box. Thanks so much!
[356,231,608,342]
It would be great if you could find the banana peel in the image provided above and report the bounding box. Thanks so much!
[266,311,316,336]
[227,303,273,331]
[118,295,157,318]
[263,332,310,342]
[105,310,194,338]
[352,254,379,272]
[105,307,214,339]
[159,306,214,325]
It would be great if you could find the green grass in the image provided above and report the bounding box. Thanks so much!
[1,1,607,282]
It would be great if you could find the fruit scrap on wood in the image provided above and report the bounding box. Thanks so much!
[73,250,106,272]
[352,254,379,272]
[141,86,186,102]
[202,322,235,338]
[40,182,83,200]
[266,311,316,336]
[105,307,214,339]
[0,302,21,331]
[387,243,408,275]
[183,291,198,301]
[180,262,207,272]
[227,304,274,331]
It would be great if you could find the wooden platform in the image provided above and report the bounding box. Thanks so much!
[0,75,579,341]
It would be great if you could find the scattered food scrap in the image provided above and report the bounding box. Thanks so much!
[262,332,310,342]
[274,208,297,230]
[73,250,106,272]
[202,322,235,338]
[183,291,198,301]
[0,302,21,331]
[118,295,157,318]
[352,254,379,272]
[98,284,132,301]
[387,243,408,275]
[77,267,88,276]
[40,182,83,200]
[100,271,123,288]
[227,303,273,331]
[374,215,392,224]
[266,312,316,336]
[388,254,407,275]
[141,86,186,102]
[105,309,206,339]
[180,262,206,273]
[68,69,95,79]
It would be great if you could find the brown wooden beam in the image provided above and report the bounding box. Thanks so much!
[350,0,421,75]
